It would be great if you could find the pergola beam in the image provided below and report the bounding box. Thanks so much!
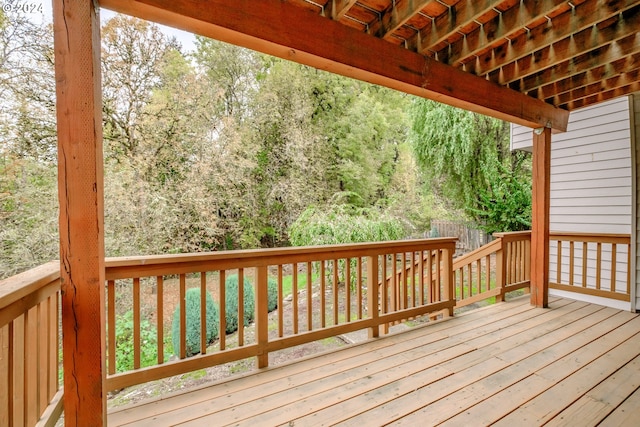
[100,0,569,131]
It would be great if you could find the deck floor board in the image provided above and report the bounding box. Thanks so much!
[107,296,640,426]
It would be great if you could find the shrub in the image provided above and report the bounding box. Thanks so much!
[267,277,278,312]
[114,310,158,373]
[172,288,219,357]
[288,204,405,246]
[224,274,255,334]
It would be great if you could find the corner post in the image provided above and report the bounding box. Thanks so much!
[53,0,106,424]
[531,127,551,308]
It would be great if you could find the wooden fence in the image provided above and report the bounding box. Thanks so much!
[430,220,493,253]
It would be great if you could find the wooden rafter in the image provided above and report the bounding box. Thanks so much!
[436,0,569,67]
[383,0,504,48]
[496,9,640,89]
[372,0,432,40]
[414,0,511,58]
[563,80,640,109]
[550,68,640,106]
[100,0,569,130]
[532,47,640,99]
[331,0,360,20]
[469,0,639,77]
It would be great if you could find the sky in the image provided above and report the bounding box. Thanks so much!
[21,0,197,52]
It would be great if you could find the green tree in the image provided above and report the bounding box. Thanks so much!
[309,72,409,207]
[194,37,262,119]
[0,155,58,278]
[0,13,58,278]
[249,60,327,246]
[102,15,180,161]
[0,12,56,162]
[410,100,531,233]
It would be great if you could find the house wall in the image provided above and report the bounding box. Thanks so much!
[511,96,633,310]
[633,94,640,311]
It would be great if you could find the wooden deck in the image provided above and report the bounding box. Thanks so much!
[108,296,640,426]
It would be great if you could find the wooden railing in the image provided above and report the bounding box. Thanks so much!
[104,238,456,391]
[550,232,631,302]
[446,231,531,309]
[384,232,532,312]
[0,262,63,427]
[2,231,633,424]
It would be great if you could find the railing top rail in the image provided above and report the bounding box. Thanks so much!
[452,238,502,269]
[106,238,456,267]
[492,230,531,239]
[549,231,631,243]
[0,260,60,309]
[105,238,458,281]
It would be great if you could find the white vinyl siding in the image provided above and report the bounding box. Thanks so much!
[512,96,633,309]
[548,97,632,235]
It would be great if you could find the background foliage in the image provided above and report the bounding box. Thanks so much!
[410,100,532,233]
[0,13,532,280]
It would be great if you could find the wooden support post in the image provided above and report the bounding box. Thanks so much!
[531,127,551,308]
[53,0,106,425]
[256,266,269,368]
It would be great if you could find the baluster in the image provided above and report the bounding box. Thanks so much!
[611,244,617,293]
[107,280,116,374]
[219,270,226,350]
[133,277,140,369]
[358,257,364,319]
[367,255,379,338]
[307,262,313,331]
[345,259,351,323]
[179,274,186,359]
[156,276,164,365]
[277,266,283,337]
[333,260,339,325]
[238,268,245,346]
[256,266,269,368]
[321,261,326,328]
[595,242,602,290]
[200,272,207,355]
